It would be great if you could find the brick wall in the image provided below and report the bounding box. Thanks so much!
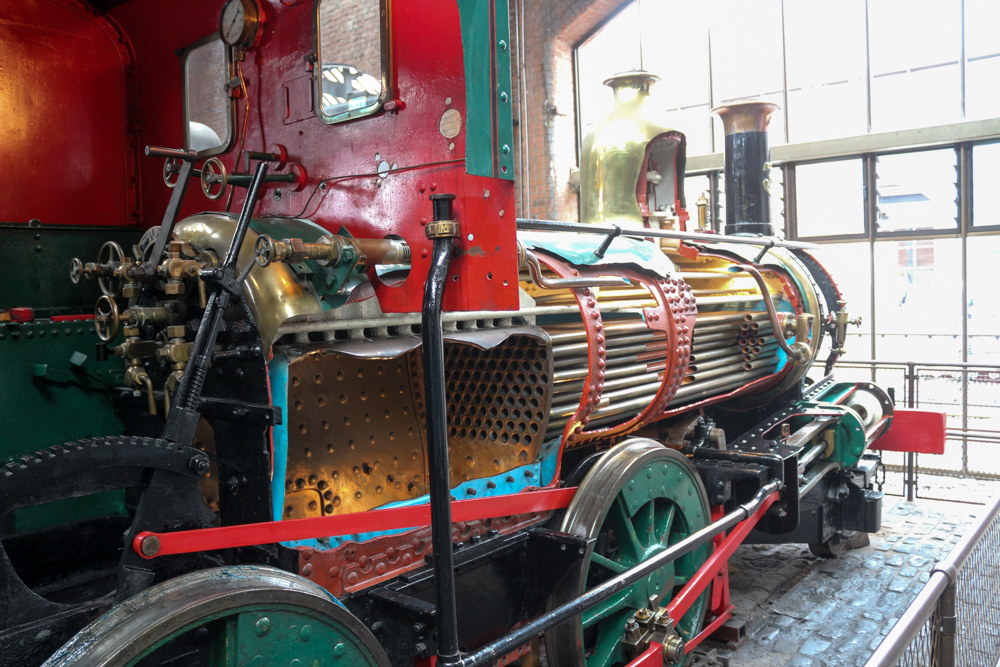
[319,0,381,77]
[509,0,628,221]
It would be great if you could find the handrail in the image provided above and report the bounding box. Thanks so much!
[864,493,1000,666]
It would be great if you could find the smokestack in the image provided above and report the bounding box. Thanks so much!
[711,100,779,236]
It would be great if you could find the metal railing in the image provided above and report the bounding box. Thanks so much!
[864,493,1000,667]
[836,360,1000,500]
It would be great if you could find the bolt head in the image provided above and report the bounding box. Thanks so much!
[254,616,271,636]
[140,535,160,557]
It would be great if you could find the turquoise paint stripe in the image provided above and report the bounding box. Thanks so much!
[278,438,564,551]
[269,357,291,523]
[457,0,514,180]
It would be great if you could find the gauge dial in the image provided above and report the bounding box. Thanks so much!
[219,0,260,47]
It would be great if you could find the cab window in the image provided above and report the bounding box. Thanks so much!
[182,36,232,155]
[316,0,388,123]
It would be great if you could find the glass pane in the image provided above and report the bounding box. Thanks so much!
[875,150,958,233]
[185,39,229,154]
[784,0,867,142]
[684,174,711,230]
[662,105,712,158]
[966,0,1000,121]
[576,2,641,134]
[642,1,709,110]
[868,0,962,132]
[795,160,864,238]
[873,239,962,362]
[709,0,785,143]
[318,0,384,122]
[973,143,1000,227]
[807,242,873,361]
[967,236,1000,363]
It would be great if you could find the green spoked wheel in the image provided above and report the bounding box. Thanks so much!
[546,439,712,667]
[43,566,389,667]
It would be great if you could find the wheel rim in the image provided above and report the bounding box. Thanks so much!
[43,566,389,667]
[546,439,712,667]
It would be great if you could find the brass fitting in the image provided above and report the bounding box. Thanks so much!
[124,364,156,416]
[254,234,410,268]
[425,220,461,239]
[788,313,815,365]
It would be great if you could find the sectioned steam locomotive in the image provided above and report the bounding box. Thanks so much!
[0,1,892,666]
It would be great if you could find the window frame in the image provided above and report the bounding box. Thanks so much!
[180,34,235,159]
[313,0,393,125]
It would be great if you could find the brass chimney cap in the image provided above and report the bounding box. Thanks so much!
[603,69,661,90]
[711,99,780,134]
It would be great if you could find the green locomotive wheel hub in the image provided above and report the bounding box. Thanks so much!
[43,566,389,667]
[546,439,712,667]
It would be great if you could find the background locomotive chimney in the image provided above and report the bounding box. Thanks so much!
[711,100,779,237]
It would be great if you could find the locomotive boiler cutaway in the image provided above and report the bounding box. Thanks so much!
[0,2,895,666]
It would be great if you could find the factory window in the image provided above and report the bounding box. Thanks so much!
[873,239,963,362]
[784,0,868,143]
[576,0,1000,151]
[973,142,1000,227]
[316,0,387,124]
[875,150,959,234]
[868,0,962,133]
[967,236,1000,362]
[182,36,232,156]
[795,160,865,238]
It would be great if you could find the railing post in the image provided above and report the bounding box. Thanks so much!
[935,581,957,667]
[905,362,917,502]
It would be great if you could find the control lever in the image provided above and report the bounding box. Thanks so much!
[162,161,270,447]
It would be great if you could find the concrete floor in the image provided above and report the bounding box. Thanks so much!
[712,495,983,667]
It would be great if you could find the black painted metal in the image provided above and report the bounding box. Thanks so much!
[454,481,781,667]
[423,195,461,666]
[723,131,773,236]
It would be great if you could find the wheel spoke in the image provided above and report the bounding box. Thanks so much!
[658,505,676,548]
[590,552,628,575]
[582,589,632,629]
[586,609,631,667]
[607,495,644,564]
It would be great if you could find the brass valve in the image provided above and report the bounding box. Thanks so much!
[124,364,157,416]
[254,234,410,269]
[832,300,862,355]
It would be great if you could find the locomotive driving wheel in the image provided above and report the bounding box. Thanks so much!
[546,439,712,667]
[42,566,390,667]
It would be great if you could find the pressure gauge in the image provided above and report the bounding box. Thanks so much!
[219,0,261,48]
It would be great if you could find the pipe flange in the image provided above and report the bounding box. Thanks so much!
[425,220,461,239]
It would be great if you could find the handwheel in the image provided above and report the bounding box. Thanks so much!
[94,295,120,342]
[69,257,83,284]
[200,157,228,200]
[546,439,712,667]
[254,234,275,267]
[97,241,125,297]
[42,566,391,667]
[162,158,182,188]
